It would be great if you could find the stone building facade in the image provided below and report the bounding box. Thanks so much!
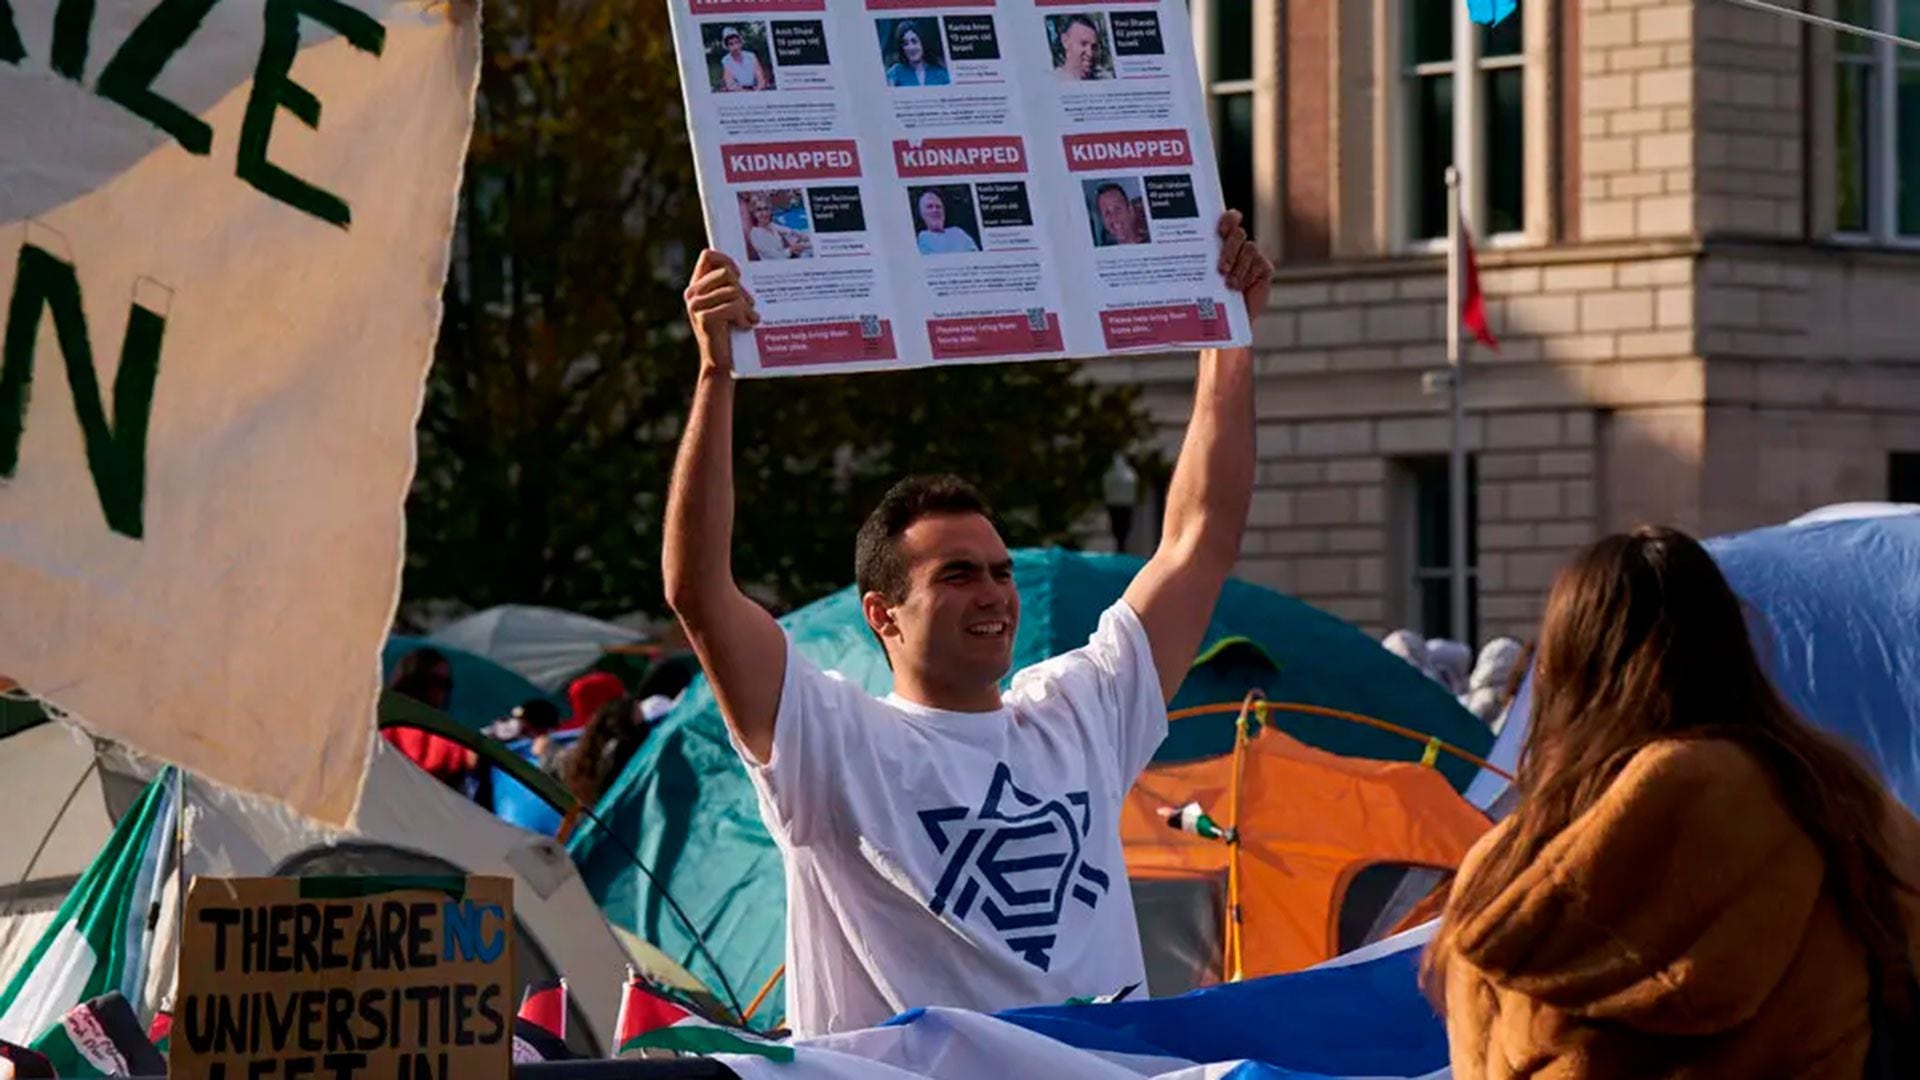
[1100,0,1920,642]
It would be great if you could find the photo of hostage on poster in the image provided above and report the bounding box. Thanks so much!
[739,189,815,260]
[1084,177,1152,245]
[703,22,775,92]
[1046,12,1113,81]
[878,18,950,87]
[907,185,981,255]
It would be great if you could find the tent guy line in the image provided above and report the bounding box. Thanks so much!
[1713,0,1920,52]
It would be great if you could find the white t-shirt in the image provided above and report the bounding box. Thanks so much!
[732,601,1166,1036]
[748,225,793,260]
[916,227,980,255]
[722,52,762,90]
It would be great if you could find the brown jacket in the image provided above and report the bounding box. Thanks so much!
[1435,738,1920,1078]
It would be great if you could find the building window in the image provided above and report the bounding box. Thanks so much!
[1400,0,1526,243]
[1893,452,1920,502]
[1832,0,1920,241]
[1193,0,1262,240]
[1400,456,1478,643]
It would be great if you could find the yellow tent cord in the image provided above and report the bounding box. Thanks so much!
[1419,736,1442,769]
[1166,699,1514,781]
[1224,690,1260,982]
[742,962,785,1023]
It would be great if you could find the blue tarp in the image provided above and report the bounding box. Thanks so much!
[995,927,1446,1077]
[1471,512,1920,813]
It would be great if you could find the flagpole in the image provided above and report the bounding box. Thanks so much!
[1445,165,1469,648]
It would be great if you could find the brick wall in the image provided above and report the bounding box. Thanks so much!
[1096,246,1704,640]
[1694,0,1803,237]
[1581,0,1697,240]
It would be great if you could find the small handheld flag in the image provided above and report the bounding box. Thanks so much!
[147,1009,172,1054]
[517,978,568,1040]
[1159,801,1237,844]
[1467,0,1519,26]
[615,969,793,1061]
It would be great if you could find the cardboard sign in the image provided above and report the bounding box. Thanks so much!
[172,876,513,1080]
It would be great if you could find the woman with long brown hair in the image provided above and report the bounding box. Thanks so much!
[1426,526,1920,1077]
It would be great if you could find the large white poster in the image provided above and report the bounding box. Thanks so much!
[0,0,480,825]
[668,0,1253,376]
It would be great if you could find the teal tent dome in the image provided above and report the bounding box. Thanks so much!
[570,548,1489,1028]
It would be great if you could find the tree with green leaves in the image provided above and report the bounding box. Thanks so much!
[406,1,1152,618]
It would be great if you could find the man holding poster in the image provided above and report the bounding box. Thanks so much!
[663,211,1271,1036]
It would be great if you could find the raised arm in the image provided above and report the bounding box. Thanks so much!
[1122,212,1272,701]
[663,251,787,763]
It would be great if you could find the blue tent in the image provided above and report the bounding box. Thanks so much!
[570,548,1490,1026]
[382,636,562,730]
[1470,510,1920,813]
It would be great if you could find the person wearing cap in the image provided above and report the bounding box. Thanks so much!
[719,27,768,92]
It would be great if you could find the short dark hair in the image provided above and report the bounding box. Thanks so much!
[855,475,994,602]
[1095,182,1127,201]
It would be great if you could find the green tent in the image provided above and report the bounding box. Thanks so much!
[570,548,1489,1029]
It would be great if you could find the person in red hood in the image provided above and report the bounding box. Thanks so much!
[563,671,626,732]
[381,647,477,787]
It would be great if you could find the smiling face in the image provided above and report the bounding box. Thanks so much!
[918,190,947,231]
[1097,187,1139,243]
[901,27,924,64]
[865,513,1020,702]
[750,198,773,224]
[1060,21,1098,78]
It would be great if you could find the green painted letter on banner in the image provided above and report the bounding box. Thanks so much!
[49,0,93,79]
[236,0,385,228]
[1,245,165,540]
[95,0,224,155]
[0,0,24,65]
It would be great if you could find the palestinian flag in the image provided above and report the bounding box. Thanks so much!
[509,979,573,1064]
[0,773,175,1070]
[509,1018,574,1064]
[517,979,567,1038]
[613,975,791,1062]
[0,1039,56,1079]
[34,992,166,1078]
[146,1010,170,1055]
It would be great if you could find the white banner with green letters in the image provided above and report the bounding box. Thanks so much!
[0,0,480,825]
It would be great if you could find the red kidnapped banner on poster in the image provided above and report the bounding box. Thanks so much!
[893,137,1029,179]
[1061,130,1194,172]
[1099,303,1232,349]
[757,320,900,367]
[867,0,992,8]
[927,313,1065,360]
[721,141,862,184]
[689,0,824,12]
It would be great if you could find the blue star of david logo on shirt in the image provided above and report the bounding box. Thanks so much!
[916,762,1113,972]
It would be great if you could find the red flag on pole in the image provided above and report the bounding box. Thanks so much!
[1459,225,1499,352]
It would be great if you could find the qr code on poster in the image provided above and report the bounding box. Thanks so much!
[1196,297,1218,321]
[1025,307,1047,332]
[860,314,881,339]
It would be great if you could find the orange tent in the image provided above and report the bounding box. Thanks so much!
[1123,723,1491,988]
